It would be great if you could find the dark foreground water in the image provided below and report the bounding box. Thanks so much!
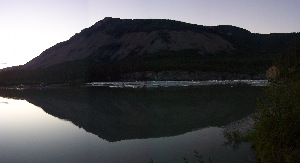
[0,84,265,162]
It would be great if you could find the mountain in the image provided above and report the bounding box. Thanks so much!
[0,17,299,85]
[23,17,234,69]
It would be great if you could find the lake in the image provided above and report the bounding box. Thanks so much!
[0,81,266,162]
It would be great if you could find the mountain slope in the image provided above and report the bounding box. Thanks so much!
[0,18,299,85]
[23,17,234,69]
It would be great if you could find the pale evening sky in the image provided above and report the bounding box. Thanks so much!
[0,0,299,69]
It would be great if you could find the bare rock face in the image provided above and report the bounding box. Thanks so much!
[22,18,234,69]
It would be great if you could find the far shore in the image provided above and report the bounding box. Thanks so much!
[0,80,268,90]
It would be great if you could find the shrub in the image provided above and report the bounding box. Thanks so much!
[250,84,299,162]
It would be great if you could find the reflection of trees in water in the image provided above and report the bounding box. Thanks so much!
[0,86,263,142]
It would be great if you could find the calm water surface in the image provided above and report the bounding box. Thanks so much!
[0,85,264,162]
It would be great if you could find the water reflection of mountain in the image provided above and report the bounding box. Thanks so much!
[0,86,263,142]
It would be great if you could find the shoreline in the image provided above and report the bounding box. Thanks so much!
[87,80,268,88]
[0,80,268,90]
[223,115,255,137]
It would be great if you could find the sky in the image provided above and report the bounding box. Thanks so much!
[0,0,299,69]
